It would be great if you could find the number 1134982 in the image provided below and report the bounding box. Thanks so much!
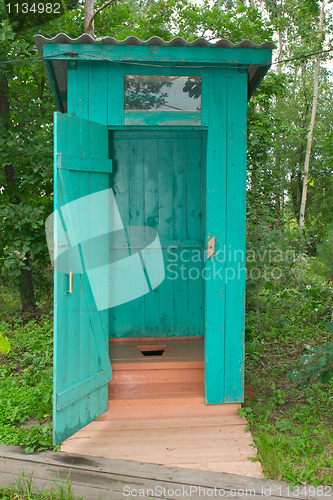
[6,3,61,14]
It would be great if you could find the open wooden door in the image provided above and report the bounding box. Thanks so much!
[52,112,113,445]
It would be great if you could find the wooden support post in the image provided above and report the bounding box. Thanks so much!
[204,68,227,404]
[204,68,247,404]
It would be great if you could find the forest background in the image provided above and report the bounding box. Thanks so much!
[1,0,333,487]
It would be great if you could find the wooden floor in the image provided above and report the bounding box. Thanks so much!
[1,444,327,500]
[61,337,263,478]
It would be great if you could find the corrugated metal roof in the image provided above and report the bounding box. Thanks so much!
[34,33,275,50]
[33,34,274,113]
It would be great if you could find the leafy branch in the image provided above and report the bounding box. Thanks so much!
[0,332,10,354]
[288,323,333,387]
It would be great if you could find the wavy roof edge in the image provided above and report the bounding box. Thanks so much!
[33,33,275,50]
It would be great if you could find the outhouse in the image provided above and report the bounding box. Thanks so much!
[35,34,274,445]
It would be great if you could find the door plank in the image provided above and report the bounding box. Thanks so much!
[173,138,188,336]
[53,114,70,445]
[66,114,89,436]
[57,153,112,173]
[186,137,203,336]
[159,137,174,336]
[144,137,160,335]
[129,138,145,334]
[78,110,95,427]
[110,138,132,335]
[57,369,113,410]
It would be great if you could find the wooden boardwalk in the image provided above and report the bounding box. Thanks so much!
[0,444,331,500]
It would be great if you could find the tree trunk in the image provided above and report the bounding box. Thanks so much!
[277,30,283,75]
[84,0,95,37]
[299,0,325,230]
[276,29,284,209]
[0,71,36,312]
[331,233,333,288]
[18,261,36,313]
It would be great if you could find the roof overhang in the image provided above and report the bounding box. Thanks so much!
[34,34,275,113]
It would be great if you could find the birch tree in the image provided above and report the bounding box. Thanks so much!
[84,0,115,38]
[299,0,325,230]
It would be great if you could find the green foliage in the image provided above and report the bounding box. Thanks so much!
[317,224,333,282]
[0,332,10,354]
[0,1,54,310]
[288,332,333,388]
[0,0,275,312]
[0,469,80,500]
[246,0,333,243]
[0,314,54,453]
[244,258,333,485]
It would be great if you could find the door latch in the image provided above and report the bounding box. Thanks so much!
[206,236,216,259]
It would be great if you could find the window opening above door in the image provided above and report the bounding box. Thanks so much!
[124,75,202,126]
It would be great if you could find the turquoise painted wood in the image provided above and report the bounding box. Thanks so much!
[53,112,112,445]
[44,44,272,67]
[204,68,248,404]
[224,69,247,403]
[204,68,228,404]
[124,111,201,126]
[108,130,203,338]
[44,41,273,431]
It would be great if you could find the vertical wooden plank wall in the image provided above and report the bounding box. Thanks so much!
[173,138,188,334]
[108,63,124,125]
[129,138,145,333]
[186,137,203,335]
[204,68,247,404]
[158,137,174,334]
[204,68,227,404]
[108,131,203,338]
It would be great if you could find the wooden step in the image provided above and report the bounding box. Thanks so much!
[109,336,204,364]
[108,337,205,400]
[100,398,241,419]
[109,381,205,400]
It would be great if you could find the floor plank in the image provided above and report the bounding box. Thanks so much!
[61,402,261,477]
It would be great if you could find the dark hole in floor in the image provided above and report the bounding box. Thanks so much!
[141,349,165,356]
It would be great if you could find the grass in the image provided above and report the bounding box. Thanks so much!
[1,257,333,487]
[243,262,333,486]
[0,471,82,500]
[0,286,55,453]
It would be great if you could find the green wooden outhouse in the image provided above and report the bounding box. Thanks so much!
[35,34,274,445]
